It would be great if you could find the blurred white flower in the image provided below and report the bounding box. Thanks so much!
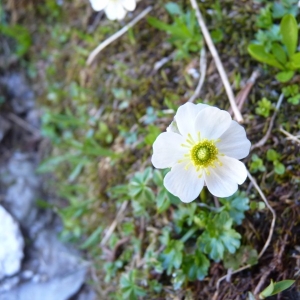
[152,103,251,203]
[90,0,136,21]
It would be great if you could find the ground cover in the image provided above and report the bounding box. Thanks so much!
[1,0,300,299]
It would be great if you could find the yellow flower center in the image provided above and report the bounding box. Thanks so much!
[190,139,218,168]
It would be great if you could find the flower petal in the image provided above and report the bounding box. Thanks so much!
[205,156,247,197]
[175,102,208,139]
[166,120,180,134]
[121,0,136,11]
[152,132,186,169]
[105,3,127,20]
[89,0,109,11]
[164,163,204,203]
[194,106,232,140]
[217,121,251,159]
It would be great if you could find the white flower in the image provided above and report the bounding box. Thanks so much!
[90,0,136,21]
[152,103,251,203]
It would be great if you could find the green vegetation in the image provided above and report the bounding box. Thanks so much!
[2,0,299,298]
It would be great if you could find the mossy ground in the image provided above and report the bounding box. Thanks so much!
[2,0,300,299]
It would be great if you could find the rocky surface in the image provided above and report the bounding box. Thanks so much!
[0,72,95,300]
[0,206,24,280]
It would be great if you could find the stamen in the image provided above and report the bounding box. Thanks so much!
[186,139,194,146]
[189,139,219,169]
[184,162,191,170]
[181,143,190,148]
[187,133,196,144]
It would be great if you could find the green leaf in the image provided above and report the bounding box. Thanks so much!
[171,270,186,290]
[274,161,285,175]
[248,44,284,70]
[159,240,184,275]
[280,14,298,58]
[0,24,31,57]
[147,17,192,39]
[80,226,103,249]
[275,71,295,82]
[290,52,300,69]
[271,43,287,64]
[250,154,266,173]
[144,124,161,145]
[255,97,273,118]
[219,192,250,225]
[156,189,171,213]
[282,84,299,97]
[153,169,163,186]
[183,250,210,281]
[224,246,258,270]
[165,2,182,15]
[273,1,299,19]
[271,280,295,296]
[259,279,295,299]
[120,271,147,300]
[129,168,154,202]
[174,203,199,230]
[266,149,280,162]
[259,280,274,299]
[198,212,241,262]
[288,94,300,105]
[37,154,87,173]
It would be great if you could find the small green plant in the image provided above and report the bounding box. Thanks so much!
[147,2,203,59]
[248,14,300,82]
[255,97,273,117]
[0,24,31,57]
[282,84,300,105]
[119,270,147,300]
[110,169,251,293]
[250,154,266,173]
[267,149,285,175]
[224,246,258,271]
[248,279,295,299]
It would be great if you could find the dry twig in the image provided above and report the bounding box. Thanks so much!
[188,47,207,103]
[280,126,300,144]
[152,51,176,73]
[100,201,128,247]
[7,113,41,138]
[229,70,260,116]
[87,6,153,65]
[189,0,243,122]
[251,93,284,150]
[213,170,276,299]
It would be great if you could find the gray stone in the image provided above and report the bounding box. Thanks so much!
[0,206,24,280]
[0,269,87,300]
[30,229,89,279]
[4,154,39,228]
[0,116,11,142]
[0,73,35,114]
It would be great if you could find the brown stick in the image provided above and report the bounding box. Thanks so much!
[189,0,243,122]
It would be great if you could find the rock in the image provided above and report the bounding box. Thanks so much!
[29,229,89,279]
[75,285,97,300]
[0,269,87,300]
[0,205,24,280]
[0,116,11,142]
[4,153,39,228]
[0,73,35,114]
